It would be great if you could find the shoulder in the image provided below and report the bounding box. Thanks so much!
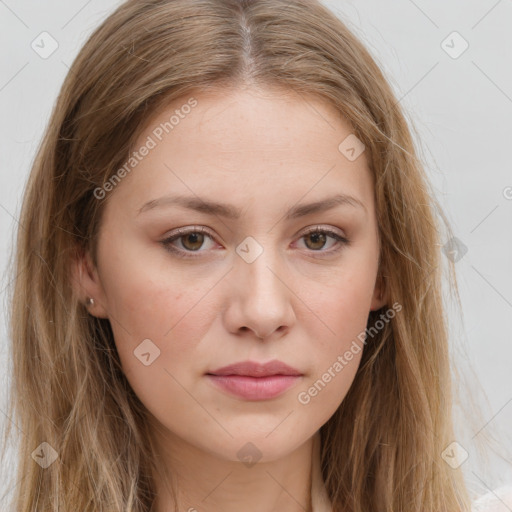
[472,485,512,512]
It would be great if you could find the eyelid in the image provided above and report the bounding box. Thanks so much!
[164,225,214,239]
[299,225,345,237]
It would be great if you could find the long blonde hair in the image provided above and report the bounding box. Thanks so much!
[2,0,471,510]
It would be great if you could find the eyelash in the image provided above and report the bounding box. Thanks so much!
[160,226,350,260]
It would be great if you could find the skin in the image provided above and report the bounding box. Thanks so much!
[75,85,387,512]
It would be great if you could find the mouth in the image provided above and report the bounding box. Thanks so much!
[205,360,303,401]
[205,374,302,401]
[207,359,303,377]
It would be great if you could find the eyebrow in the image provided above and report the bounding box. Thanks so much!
[137,193,367,220]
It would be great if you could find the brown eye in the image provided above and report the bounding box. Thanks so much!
[303,231,328,251]
[181,232,205,251]
[296,227,350,256]
[161,226,217,258]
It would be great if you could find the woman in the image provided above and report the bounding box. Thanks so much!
[2,0,486,510]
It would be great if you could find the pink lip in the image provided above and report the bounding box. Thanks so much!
[206,360,303,401]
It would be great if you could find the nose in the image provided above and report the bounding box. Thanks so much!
[222,243,296,341]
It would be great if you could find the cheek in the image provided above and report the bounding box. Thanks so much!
[294,293,366,424]
[294,259,376,413]
[98,243,218,383]
[99,228,208,330]
[295,350,361,427]
[302,258,376,346]
[108,278,214,364]
[103,271,217,429]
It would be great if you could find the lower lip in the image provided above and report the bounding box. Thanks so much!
[206,374,302,400]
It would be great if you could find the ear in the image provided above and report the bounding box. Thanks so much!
[370,270,388,312]
[71,246,109,319]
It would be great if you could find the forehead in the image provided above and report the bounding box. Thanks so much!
[109,86,374,217]
[136,86,355,158]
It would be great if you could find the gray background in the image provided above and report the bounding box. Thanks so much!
[1,0,511,508]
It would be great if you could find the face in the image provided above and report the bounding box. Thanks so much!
[77,85,386,463]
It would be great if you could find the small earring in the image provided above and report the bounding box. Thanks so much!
[86,297,95,307]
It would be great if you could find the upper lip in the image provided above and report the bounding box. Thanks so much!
[207,360,303,377]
